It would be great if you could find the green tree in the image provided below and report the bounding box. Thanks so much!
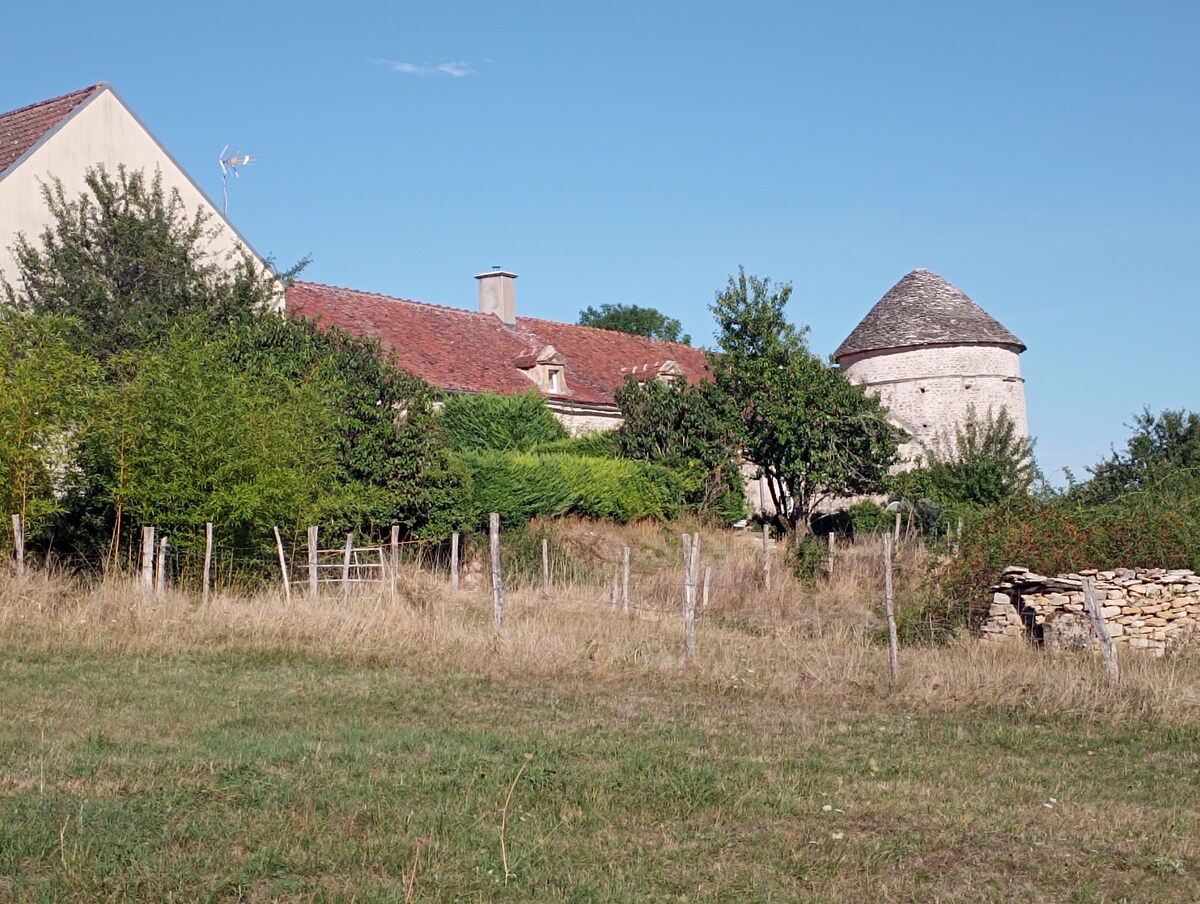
[222,313,473,540]
[4,165,283,360]
[613,377,744,521]
[578,303,690,344]
[709,268,897,536]
[894,405,1038,519]
[1080,408,1200,504]
[84,324,334,562]
[0,313,99,534]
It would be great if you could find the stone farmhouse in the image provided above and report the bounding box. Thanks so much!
[287,274,709,436]
[1,84,1028,467]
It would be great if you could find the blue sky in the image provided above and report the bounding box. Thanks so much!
[5,1,1198,483]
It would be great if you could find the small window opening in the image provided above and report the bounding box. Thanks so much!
[548,369,560,393]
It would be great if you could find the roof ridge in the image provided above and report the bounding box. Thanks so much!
[0,84,105,120]
[292,279,494,319]
[517,313,697,349]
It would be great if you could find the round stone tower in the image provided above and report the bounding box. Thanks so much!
[834,269,1028,463]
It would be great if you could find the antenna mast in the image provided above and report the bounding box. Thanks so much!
[218,145,257,216]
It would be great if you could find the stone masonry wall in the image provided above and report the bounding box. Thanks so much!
[983,566,1200,655]
[839,344,1027,464]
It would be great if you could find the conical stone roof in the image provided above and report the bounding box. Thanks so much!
[834,269,1024,360]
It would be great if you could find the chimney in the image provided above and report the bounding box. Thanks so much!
[476,267,517,328]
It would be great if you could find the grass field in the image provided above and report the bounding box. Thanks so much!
[2,527,1199,902]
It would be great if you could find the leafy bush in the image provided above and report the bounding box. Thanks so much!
[892,405,1037,531]
[440,392,566,453]
[845,500,894,537]
[457,451,683,526]
[927,479,1200,636]
[791,534,828,584]
[613,376,745,523]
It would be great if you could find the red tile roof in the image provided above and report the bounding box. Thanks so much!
[286,281,711,406]
[0,84,104,176]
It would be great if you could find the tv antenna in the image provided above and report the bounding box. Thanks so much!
[219,145,257,216]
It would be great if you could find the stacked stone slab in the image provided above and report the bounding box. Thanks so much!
[984,566,1200,655]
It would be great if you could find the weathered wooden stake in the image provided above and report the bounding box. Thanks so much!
[274,526,291,605]
[390,524,400,581]
[307,526,319,601]
[11,514,24,578]
[542,537,550,595]
[682,533,698,660]
[883,534,899,681]
[203,522,213,610]
[953,517,964,557]
[341,532,354,598]
[761,524,771,590]
[450,531,460,589]
[1083,577,1121,687]
[489,513,504,631]
[154,537,168,597]
[702,564,712,610]
[827,532,836,579]
[622,546,630,615]
[893,512,902,543]
[140,526,155,590]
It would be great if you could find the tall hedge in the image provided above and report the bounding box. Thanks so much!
[457,451,683,525]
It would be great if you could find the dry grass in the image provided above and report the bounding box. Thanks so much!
[5,521,1200,726]
[5,522,1200,901]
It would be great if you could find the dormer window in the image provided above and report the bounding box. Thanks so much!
[622,360,685,386]
[514,345,568,394]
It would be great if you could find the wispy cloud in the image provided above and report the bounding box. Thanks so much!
[376,59,476,77]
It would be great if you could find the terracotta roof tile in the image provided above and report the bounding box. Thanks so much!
[0,84,104,176]
[834,268,1024,360]
[285,281,710,406]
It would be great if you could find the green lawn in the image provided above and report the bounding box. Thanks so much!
[2,644,1198,902]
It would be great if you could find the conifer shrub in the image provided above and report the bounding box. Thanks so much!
[457,451,683,526]
[440,392,567,452]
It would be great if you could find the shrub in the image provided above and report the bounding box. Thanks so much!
[457,451,683,526]
[440,392,566,453]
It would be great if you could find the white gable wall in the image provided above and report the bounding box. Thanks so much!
[0,88,273,298]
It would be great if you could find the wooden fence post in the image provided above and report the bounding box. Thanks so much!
[451,531,460,589]
[341,532,354,599]
[203,522,213,610]
[682,533,698,661]
[622,546,630,616]
[883,534,899,681]
[155,536,168,597]
[893,512,902,543]
[274,526,292,605]
[490,513,504,631]
[542,538,550,595]
[307,526,319,601]
[827,533,836,579]
[11,514,24,578]
[1083,577,1121,687]
[702,564,712,610]
[761,524,771,590]
[140,526,155,590]
[390,524,400,579]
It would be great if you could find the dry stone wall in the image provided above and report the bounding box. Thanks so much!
[984,566,1200,655]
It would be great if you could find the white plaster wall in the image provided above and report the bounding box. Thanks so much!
[0,89,271,298]
[840,343,1027,464]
